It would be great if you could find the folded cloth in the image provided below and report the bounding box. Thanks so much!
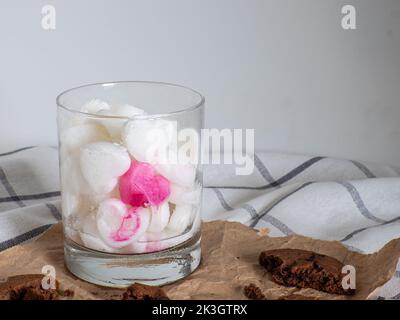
[0,146,399,299]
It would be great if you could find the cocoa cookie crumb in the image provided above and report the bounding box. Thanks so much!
[0,274,73,300]
[259,249,355,295]
[243,283,265,300]
[61,289,74,298]
[122,283,169,300]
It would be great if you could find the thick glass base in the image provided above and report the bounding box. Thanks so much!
[64,234,201,288]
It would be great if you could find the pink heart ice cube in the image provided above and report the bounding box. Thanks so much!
[119,160,170,207]
[96,198,150,248]
[111,207,143,242]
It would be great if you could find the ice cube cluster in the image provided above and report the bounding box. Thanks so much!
[59,99,201,254]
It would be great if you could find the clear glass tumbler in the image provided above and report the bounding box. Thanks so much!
[56,81,204,287]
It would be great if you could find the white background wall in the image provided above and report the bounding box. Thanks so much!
[0,0,400,165]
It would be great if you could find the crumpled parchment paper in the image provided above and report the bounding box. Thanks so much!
[0,221,399,300]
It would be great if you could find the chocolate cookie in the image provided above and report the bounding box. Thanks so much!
[122,283,169,300]
[0,274,73,300]
[259,249,355,295]
[243,284,265,300]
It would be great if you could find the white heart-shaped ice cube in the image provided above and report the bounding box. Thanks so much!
[80,99,111,114]
[169,183,201,205]
[155,163,197,187]
[167,204,194,234]
[96,104,146,139]
[80,142,131,194]
[111,104,146,118]
[143,228,194,251]
[80,215,116,253]
[120,235,149,254]
[60,123,110,154]
[147,202,170,233]
[122,119,176,164]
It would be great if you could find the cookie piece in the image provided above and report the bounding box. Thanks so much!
[0,274,72,300]
[259,249,355,295]
[243,284,265,300]
[122,283,169,300]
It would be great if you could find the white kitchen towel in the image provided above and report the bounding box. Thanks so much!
[0,146,399,299]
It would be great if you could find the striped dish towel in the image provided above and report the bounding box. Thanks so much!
[0,146,399,299]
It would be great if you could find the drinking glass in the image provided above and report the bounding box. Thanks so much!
[57,81,204,287]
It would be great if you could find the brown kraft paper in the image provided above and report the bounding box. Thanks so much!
[0,220,399,300]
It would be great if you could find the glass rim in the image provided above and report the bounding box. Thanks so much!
[56,80,205,120]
